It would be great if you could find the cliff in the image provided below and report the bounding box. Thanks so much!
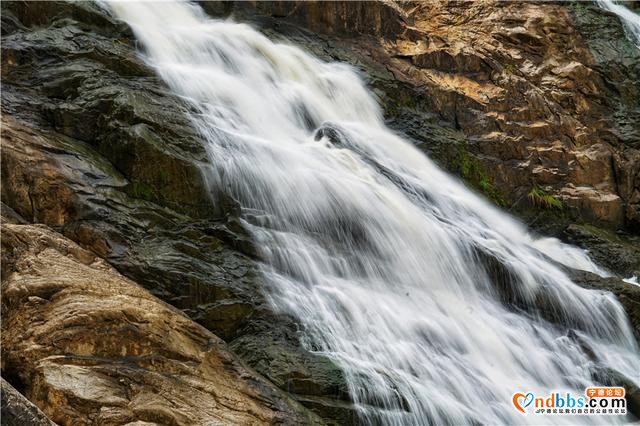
[224,0,640,274]
[1,1,639,425]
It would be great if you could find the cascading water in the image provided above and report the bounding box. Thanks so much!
[595,0,640,47]
[110,2,640,424]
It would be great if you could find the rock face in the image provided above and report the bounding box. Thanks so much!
[571,270,640,342]
[229,0,640,233]
[1,221,320,425]
[233,0,410,38]
[1,1,639,425]
[1,1,351,423]
[1,378,56,426]
[563,224,640,277]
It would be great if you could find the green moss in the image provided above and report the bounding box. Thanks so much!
[527,186,563,210]
[156,169,170,186]
[130,182,155,201]
[502,63,516,75]
[130,168,174,202]
[453,148,505,207]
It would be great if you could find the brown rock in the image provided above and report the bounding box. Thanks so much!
[231,0,640,231]
[1,222,321,426]
[236,0,409,38]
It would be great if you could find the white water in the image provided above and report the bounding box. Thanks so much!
[595,0,640,47]
[110,2,640,424]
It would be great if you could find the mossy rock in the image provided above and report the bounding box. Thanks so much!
[437,143,506,206]
[98,123,218,218]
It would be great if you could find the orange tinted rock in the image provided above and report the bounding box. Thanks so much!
[1,222,320,426]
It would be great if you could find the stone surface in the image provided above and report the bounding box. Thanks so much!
[227,0,640,232]
[233,0,409,38]
[563,224,640,277]
[1,221,320,426]
[571,270,640,343]
[2,1,640,424]
[1,1,352,422]
[1,378,56,426]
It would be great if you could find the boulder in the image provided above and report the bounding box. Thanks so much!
[563,224,640,277]
[1,221,321,425]
[571,270,640,342]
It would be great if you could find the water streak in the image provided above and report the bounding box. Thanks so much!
[110,2,640,424]
[595,0,640,47]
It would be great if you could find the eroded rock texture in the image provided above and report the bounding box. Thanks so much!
[1,1,639,425]
[1,378,56,426]
[1,221,320,426]
[1,1,351,423]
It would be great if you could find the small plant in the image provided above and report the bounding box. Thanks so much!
[503,63,516,75]
[478,177,492,193]
[528,186,562,209]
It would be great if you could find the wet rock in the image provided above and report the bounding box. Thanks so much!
[1,110,351,423]
[1,378,56,426]
[233,321,352,417]
[1,222,321,425]
[1,1,130,38]
[563,224,640,277]
[1,15,215,217]
[591,367,640,420]
[230,318,352,424]
[570,270,640,342]
[235,1,409,38]
[3,1,639,424]
[1,2,353,422]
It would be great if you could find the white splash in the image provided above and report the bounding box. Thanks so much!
[531,237,611,277]
[109,2,640,424]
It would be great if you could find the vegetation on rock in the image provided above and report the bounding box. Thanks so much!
[528,186,563,210]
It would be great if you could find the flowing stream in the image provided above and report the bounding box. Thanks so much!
[110,2,640,424]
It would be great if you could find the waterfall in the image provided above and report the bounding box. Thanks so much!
[595,0,640,47]
[109,2,640,424]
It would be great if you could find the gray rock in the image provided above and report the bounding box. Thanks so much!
[1,2,351,423]
[571,270,640,343]
[1,378,56,426]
